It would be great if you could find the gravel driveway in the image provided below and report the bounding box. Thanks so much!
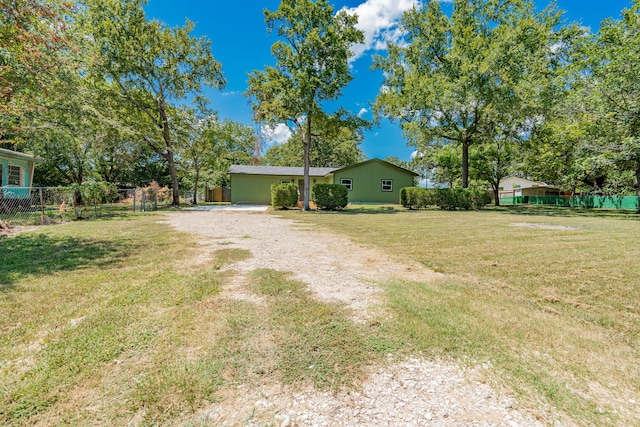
[166,210,552,427]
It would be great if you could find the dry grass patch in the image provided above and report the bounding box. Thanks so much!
[251,268,386,390]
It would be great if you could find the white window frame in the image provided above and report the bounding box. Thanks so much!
[381,179,393,192]
[340,178,352,191]
[7,165,21,186]
[280,179,293,184]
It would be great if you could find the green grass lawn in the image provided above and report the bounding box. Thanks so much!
[275,205,640,426]
[0,206,638,426]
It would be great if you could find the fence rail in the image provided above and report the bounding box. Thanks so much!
[0,187,179,226]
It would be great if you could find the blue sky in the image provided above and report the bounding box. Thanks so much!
[144,0,633,162]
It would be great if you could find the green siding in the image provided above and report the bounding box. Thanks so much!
[230,174,332,204]
[332,160,415,204]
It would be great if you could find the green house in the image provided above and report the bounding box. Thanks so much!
[228,158,417,204]
[0,147,44,199]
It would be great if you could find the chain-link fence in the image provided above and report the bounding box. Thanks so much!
[0,187,183,226]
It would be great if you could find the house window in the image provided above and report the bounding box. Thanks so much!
[280,179,293,184]
[7,165,21,186]
[381,179,393,191]
[340,178,352,190]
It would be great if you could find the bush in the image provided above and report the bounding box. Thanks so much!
[271,183,298,209]
[312,183,348,210]
[436,188,468,210]
[400,187,437,209]
[436,188,491,210]
[469,188,492,210]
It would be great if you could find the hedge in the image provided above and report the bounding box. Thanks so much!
[400,187,491,210]
[312,183,348,210]
[400,187,437,209]
[271,183,298,209]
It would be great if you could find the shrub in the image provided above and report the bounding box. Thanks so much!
[469,188,492,209]
[312,183,348,210]
[271,183,298,209]
[436,188,468,210]
[436,188,491,210]
[400,187,437,209]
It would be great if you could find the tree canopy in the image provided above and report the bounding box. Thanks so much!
[262,111,366,168]
[374,0,568,194]
[3,0,640,211]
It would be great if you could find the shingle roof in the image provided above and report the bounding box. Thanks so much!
[228,165,338,177]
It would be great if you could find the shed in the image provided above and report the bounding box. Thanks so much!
[498,176,561,199]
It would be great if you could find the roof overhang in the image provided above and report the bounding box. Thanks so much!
[0,147,45,163]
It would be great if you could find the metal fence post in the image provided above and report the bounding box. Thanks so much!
[39,187,44,216]
[133,189,137,213]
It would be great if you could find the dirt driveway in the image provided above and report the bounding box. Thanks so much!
[166,210,551,426]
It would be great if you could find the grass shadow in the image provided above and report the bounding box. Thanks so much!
[0,233,129,288]
[311,205,400,215]
[497,205,640,219]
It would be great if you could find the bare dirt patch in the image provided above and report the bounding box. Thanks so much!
[165,210,559,426]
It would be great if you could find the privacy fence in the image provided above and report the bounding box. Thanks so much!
[500,195,639,210]
[0,186,177,226]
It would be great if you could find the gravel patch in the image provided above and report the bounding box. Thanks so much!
[166,210,559,427]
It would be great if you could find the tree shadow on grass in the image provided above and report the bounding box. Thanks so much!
[325,205,400,215]
[0,233,129,289]
[498,205,640,219]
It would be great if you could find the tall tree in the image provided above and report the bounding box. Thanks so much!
[246,0,364,210]
[176,109,256,204]
[585,0,640,210]
[373,0,565,188]
[80,0,225,205]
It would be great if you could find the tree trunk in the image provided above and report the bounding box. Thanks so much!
[462,139,469,188]
[167,151,180,206]
[302,120,311,210]
[192,162,200,205]
[636,160,640,214]
[492,176,501,206]
[74,168,84,206]
[192,175,199,205]
[159,97,180,206]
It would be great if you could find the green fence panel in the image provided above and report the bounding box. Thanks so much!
[500,195,639,210]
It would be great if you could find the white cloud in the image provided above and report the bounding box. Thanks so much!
[357,107,368,117]
[340,0,421,61]
[261,123,292,146]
